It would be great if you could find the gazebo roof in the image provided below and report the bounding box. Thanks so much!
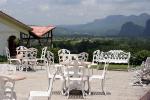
[30,25,55,37]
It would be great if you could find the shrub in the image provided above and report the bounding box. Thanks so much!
[131,50,150,65]
[48,47,60,63]
[0,55,7,62]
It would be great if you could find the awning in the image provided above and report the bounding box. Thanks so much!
[30,25,55,37]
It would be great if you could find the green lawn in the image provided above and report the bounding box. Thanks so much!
[91,64,129,71]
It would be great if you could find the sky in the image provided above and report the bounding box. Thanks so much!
[0,0,150,26]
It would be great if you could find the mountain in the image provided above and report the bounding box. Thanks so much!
[143,19,150,36]
[54,13,150,36]
[119,22,144,37]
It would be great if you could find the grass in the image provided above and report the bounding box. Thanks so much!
[91,64,129,71]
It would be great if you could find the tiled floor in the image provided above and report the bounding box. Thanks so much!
[12,69,150,100]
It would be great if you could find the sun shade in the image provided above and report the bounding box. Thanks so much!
[31,25,55,37]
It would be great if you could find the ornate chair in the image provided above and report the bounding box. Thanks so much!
[36,47,47,69]
[22,48,38,71]
[46,51,65,95]
[5,47,21,71]
[89,61,109,95]
[65,60,87,98]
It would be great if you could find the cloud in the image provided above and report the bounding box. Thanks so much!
[0,0,7,5]
[1,0,150,25]
[39,4,50,12]
[49,0,81,5]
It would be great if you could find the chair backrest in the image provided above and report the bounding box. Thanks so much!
[16,46,28,58]
[5,47,11,60]
[92,50,100,64]
[78,52,89,62]
[28,48,38,59]
[16,46,27,54]
[101,61,109,78]
[66,60,85,78]
[46,51,54,65]
[58,49,70,63]
[145,57,150,64]
[58,49,70,55]
[40,47,47,59]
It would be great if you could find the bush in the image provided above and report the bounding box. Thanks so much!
[0,55,7,62]
[48,47,60,63]
[131,50,150,65]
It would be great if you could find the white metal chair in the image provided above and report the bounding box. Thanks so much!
[5,47,21,71]
[36,47,47,69]
[89,61,109,95]
[132,57,150,86]
[87,50,100,75]
[46,51,65,94]
[65,60,87,98]
[0,76,16,100]
[22,48,38,71]
[28,69,57,100]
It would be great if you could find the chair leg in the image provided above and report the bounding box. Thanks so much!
[88,81,91,95]
[28,95,32,100]
[101,79,106,95]
[61,79,67,95]
[82,82,85,98]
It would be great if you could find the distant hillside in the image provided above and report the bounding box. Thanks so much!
[119,22,144,37]
[143,19,150,36]
[54,13,150,36]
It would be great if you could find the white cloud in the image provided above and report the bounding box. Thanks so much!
[39,4,50,12]
[0,0,7,5]
[1,0,150,25]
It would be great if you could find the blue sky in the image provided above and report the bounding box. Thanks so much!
[0,0,150,25]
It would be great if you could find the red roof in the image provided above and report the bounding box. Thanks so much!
[30,25,55,37]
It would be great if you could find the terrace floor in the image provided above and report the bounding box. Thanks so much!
[13,68,150,100]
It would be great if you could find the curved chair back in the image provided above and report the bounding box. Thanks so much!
[92,50,100,64]
[78,52,89,62]
[40,47,47,59]
[58,49,70,63]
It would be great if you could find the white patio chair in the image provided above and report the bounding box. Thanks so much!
[22,48,38,71]
[46,51,65,94]
[28,70,56,100]
[131,58,150,86]
[58,49,70,63]
[65,60,87,99]
[87,50,100,75]
[0,76,16,100]
[5,47,21,71]
[89,61,109,95]
[36,47,47,69]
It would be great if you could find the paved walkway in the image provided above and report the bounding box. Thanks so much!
[14,69,150,100]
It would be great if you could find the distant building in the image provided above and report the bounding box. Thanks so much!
[0,11,55,56]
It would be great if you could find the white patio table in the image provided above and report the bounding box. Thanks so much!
[0,64,26,81]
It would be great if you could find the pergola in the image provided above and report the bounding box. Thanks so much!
[20,25,55,47]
